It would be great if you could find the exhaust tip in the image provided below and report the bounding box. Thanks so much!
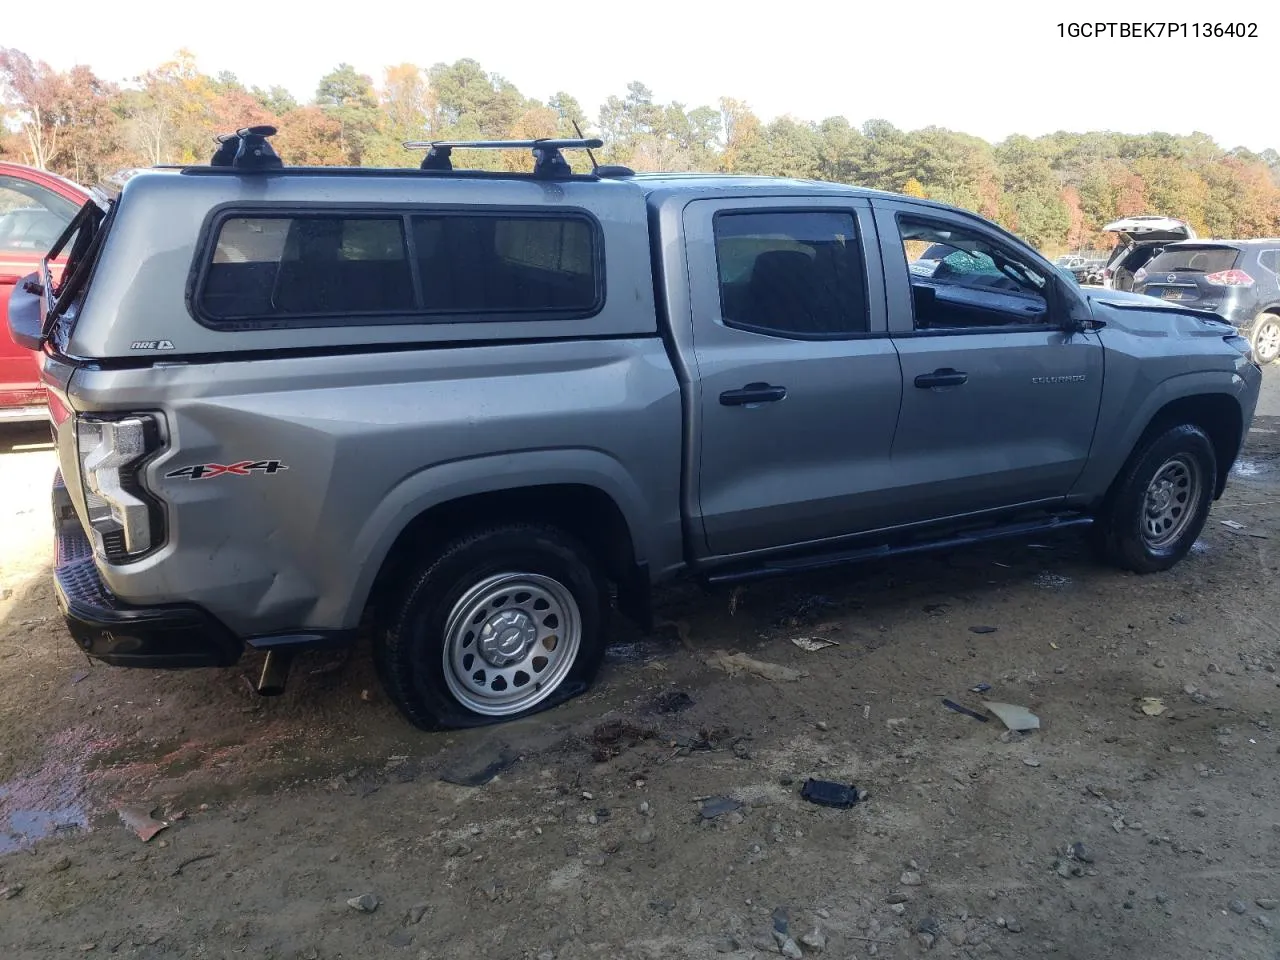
[256,650,294,697]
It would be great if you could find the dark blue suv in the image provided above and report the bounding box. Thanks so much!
[1134,240,1280,364]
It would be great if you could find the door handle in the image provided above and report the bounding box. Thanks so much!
[914,368,968,388]
[719,382,787,406]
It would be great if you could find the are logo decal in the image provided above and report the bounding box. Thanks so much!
[165,460,289,480]
[130,340,175,350]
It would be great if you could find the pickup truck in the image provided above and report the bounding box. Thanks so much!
[7,130,1263,730]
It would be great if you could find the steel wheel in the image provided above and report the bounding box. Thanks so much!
[441,572,581,717]
[1254,315,1280,365]
[1141,455,1202,549]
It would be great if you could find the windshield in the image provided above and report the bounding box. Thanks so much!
[1145,246,1239,274]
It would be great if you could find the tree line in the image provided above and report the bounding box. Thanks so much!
[3,47,1279,254]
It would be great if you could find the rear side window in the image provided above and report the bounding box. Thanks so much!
[1145,246,1239,275]
[713,210,869,338]
[1257,250,1280,275]
[197,210,600,325]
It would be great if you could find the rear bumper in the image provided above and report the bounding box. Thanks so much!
[51,475,355,668]
[0,403,49,424]
[53,477,243,667]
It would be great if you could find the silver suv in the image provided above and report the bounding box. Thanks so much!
[7,127,1263,730]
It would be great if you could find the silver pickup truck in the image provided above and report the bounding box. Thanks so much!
[7,130,1262,730]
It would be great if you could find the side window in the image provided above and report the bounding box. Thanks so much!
[898,215,1050,331]
[197,211,601,324]
[201,215,414,320]
[411,215,597,312]
[713,210,869,338]
[1259,250,1280,277]
[0,176,80,258]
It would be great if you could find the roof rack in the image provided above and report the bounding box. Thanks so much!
[402,137,603,178]
[210,126,283,171]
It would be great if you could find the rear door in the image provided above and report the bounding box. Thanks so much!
[873,199,1104,523]
[0,172,83,411]
[683,196,903,557]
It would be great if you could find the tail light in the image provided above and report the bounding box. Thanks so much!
[1204,269,1254,287]
[75,415,165,561]
[1132,267,1148,285]
[1102,268,1112,278]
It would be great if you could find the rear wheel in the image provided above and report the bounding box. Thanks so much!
[1093,424,1216,574]
[375,524,608,730]
[1251,311,1280,365]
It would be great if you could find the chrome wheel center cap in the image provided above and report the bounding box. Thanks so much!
[478,609,538,667]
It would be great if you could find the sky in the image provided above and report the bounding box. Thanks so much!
[16,0,1280,152]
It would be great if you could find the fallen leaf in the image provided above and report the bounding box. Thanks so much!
[118,806,169,842]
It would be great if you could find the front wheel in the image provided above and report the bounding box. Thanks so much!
[1093,424,1217,574]
[375,524,608,730]
[1251,311,1280,365]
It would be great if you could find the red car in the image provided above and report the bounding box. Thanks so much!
[1,162,91,422]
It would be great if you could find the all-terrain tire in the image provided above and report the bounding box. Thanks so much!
[374,523,608,730]
[1093,424,1217,574]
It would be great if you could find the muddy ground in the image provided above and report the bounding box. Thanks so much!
[1,373,1279,960]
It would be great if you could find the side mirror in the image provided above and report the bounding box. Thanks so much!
[7,272,44,350]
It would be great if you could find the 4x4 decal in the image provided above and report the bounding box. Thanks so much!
[165,460,289,480]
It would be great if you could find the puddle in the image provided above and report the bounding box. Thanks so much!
[0,740,92,855]
[1033,572,1073,590]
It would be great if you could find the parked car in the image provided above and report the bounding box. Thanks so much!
[7,128,1261,730]
[0,162,91,422]
[1101,215,1196,291]
[1055,254,1106,286]
[1134,239,1280,364]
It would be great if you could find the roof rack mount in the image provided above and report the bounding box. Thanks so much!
[402,137,604,177]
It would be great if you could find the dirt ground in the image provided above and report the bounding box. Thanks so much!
[2,373,1279,960]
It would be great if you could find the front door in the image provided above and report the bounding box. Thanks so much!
[683,197,903,558]
[872,200,1104,524]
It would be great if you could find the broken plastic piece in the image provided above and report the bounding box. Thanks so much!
[790,636,839,652]
[1140,697,1166,716]
[970,682,992,693]
[983,701,1041,732]
[800,779,860,808]
[942,698,989,722]
[1220,520,1245,530]
[700,796,743,819]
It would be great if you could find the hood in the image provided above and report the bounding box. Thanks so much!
[1085,287,1231,326]
[1102,215,1196,245]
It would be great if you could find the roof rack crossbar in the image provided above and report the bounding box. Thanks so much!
[402,138,604,150]
[403,137,603,178]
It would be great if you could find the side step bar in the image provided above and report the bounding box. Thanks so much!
[703,514,1095,586]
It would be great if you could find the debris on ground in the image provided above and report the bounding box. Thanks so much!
[651,690,694,714]
[699,796,743,819]
[970,682,992,693]
[969,626,998,635]
[1139,697,1166,717]
[439,745,519,786]
[1220,519,1245,530]
[707,651,807,682]
[942,698,989,722]
[0,884,23,900]
[984,702,1041,732]
[347,893,380,913]
[589,720,656,762]
[70,670,89,685]
[117,806,169,843]
[800,779,859,808]
[789,636,839,652]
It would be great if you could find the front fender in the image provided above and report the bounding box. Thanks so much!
[1070,368,1253,502]
[339,448,664,629]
